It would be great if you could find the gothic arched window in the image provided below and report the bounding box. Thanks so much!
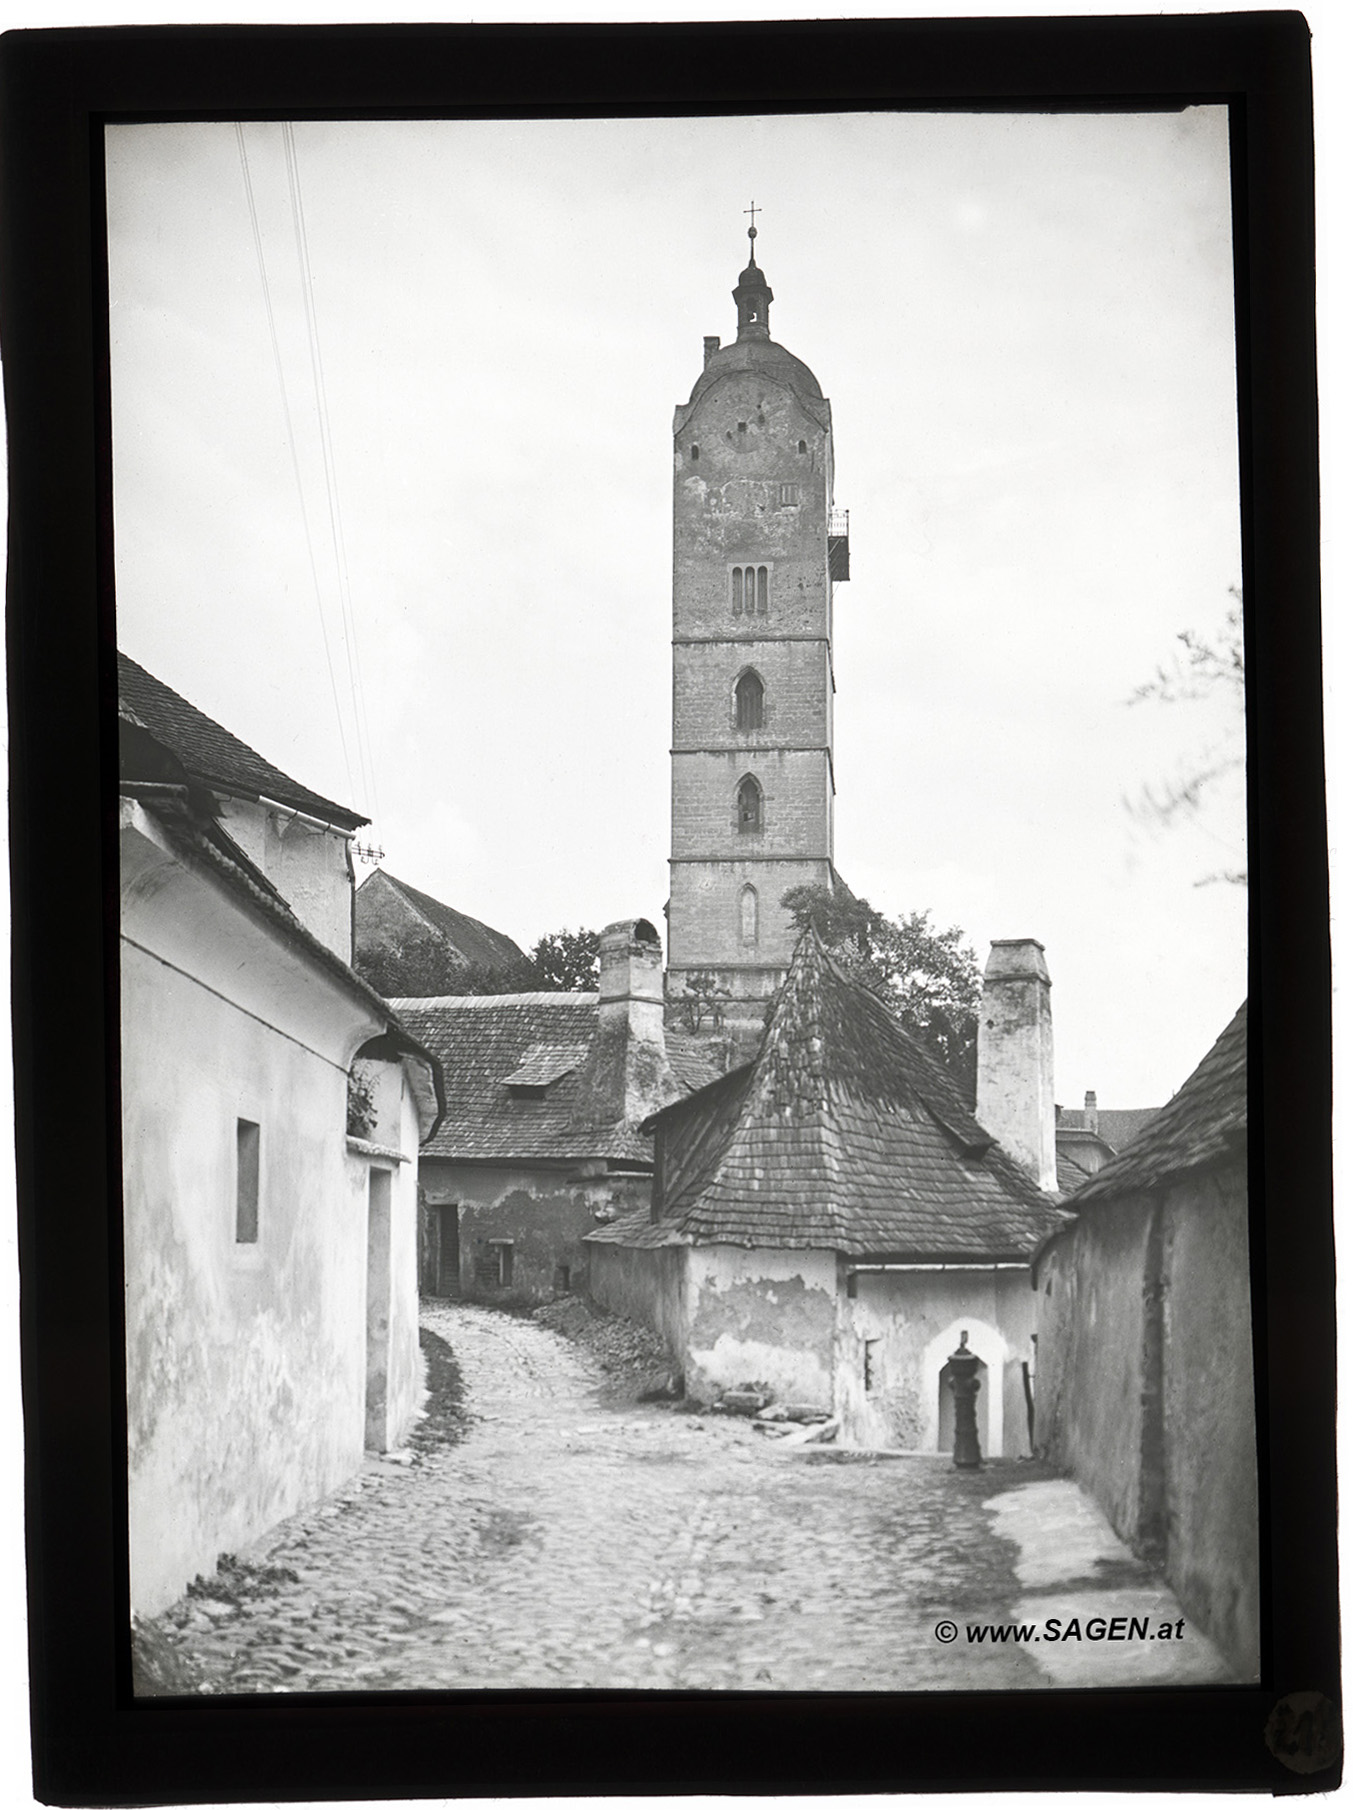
[739,884,759,946]
[735,669,764,732]
[731,567,744,615]
[736,775,763,835]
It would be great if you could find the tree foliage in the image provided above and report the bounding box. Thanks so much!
[355,922,600,997]
[525,927,601,992]
[782,882,982,1099]
[1127,596,1246,886]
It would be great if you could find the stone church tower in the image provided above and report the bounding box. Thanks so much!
[666,225,849,1040]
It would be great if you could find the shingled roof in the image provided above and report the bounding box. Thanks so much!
[356,870,524,974]
[592,930,1068,1260]
[1068,1003,1247,1206]
[1056,1105,1162,1150]
[390,995,721,1168]
[118,651,366,831]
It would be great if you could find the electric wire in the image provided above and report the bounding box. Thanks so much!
[234,121,358,809]
[281,121,383,839]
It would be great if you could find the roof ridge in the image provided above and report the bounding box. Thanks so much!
[118,650,366,830]
[391,991,599,1009]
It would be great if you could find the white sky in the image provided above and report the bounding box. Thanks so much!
[107,109,1245,1109]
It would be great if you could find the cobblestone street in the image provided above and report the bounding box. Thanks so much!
[144,1302,1226,1694]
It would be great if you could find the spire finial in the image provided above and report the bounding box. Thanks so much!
[744,198,761,252]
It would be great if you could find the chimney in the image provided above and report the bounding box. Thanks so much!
[975,938,1057,1191]
[1084,1089,1099,1137]
[703,335,720,366]
[570,918,680,1129]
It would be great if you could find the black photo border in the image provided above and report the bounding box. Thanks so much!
[2,12,1334,1802]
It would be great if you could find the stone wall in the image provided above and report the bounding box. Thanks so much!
[1034,1198,1156,1539]
[1034,1160,1258,1676]
[586,1242,689,1365]
[683,1246,838,1407]
[1160,1165,1259,1674]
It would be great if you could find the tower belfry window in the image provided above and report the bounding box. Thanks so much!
[735,670,764,731]
[731,565,770,617]
[737,775,763,835]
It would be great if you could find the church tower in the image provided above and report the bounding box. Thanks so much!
[666,221,849,1040]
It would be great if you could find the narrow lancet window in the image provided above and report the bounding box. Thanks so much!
[731,567,744,614]
[737,775,763,835]
[739,884,759,946]
[756,566,769,614]
[735,669,764,731]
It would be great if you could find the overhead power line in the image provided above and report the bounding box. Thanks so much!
[234,121,368,823]
[281,121,382,835]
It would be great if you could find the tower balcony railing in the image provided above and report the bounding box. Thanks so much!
[828,508,850,582]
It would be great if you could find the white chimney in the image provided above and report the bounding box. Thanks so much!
[975,938,1057,1191]
[570,918,679,1128]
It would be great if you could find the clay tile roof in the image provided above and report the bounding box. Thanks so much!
[1068,1003,1247,1206]
[389,996,720,1168]
[603,930,1068,1260]
[1095,1107,1165,1151]
[500,1043,589,1089]
[118,651,366,830]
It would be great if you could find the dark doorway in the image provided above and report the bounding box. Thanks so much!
[437,1203,461,1297]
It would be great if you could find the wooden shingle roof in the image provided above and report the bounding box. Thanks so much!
[1069,1003,1247,1205]
[600,930,1068,1259]
[358,870,525,973]
[118,652,366,830]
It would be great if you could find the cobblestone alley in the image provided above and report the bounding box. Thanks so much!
[142,1302,1230,1695]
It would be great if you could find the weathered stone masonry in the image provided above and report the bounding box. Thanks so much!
[667,231,847,1037]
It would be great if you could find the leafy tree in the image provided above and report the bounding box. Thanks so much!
[526,927,601,992]
[356,922,600,997]
[782,882,982,1099]
[676,970,732,1034]
[1127,596,1246,886]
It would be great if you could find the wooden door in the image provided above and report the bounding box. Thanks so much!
[437,1203,461,1296]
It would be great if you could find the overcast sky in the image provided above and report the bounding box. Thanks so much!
[106,108,1245,1107]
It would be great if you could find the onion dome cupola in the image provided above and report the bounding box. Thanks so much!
[733,222,774,341]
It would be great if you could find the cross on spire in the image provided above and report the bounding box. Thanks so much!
[744,198,761,245]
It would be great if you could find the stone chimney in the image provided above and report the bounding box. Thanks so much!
[703,335,721,366]
[570,918,680,1129]
[975,938,1057,1191]
[1084,1089,1099,1136]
